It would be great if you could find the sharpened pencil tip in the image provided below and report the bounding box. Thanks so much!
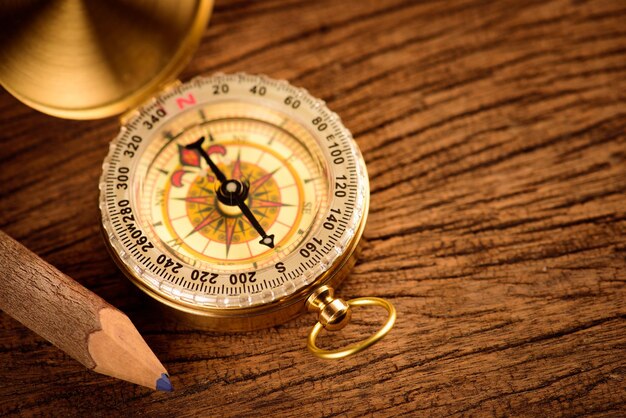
[156,373,173,392]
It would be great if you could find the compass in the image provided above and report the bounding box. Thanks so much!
[99,74,395,358]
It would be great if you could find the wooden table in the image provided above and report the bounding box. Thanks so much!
[1,0,625,416]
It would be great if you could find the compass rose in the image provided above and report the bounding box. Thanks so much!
[169,136,290,256]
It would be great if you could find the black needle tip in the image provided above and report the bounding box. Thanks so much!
[187,135,227,183]
[186,136,204,149]
[259,234,275,248]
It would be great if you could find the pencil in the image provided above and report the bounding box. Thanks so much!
[0,230,173,392]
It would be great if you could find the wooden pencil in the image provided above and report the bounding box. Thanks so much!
[0,230,173,392]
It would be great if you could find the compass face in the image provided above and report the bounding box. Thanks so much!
[100,74,368,312]
[141,102,326,270]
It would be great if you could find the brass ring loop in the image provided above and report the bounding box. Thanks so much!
[307,297,396,360]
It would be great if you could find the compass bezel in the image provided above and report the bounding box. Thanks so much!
[99,73,369,330]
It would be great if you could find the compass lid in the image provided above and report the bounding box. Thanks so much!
[0,0,213,120]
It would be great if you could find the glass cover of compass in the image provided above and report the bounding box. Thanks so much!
[100,74,369,330]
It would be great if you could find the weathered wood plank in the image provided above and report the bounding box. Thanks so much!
[1,0,624,416]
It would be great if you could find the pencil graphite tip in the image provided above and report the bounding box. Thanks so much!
[156,373,173,392]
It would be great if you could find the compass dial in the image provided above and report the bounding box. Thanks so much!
[100,74,368,318]
[141,102,326,270]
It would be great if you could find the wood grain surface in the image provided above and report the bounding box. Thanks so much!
[1,0,625,416]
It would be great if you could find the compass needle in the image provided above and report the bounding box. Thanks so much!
[236,196,274,248]
[186,135,227,183]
